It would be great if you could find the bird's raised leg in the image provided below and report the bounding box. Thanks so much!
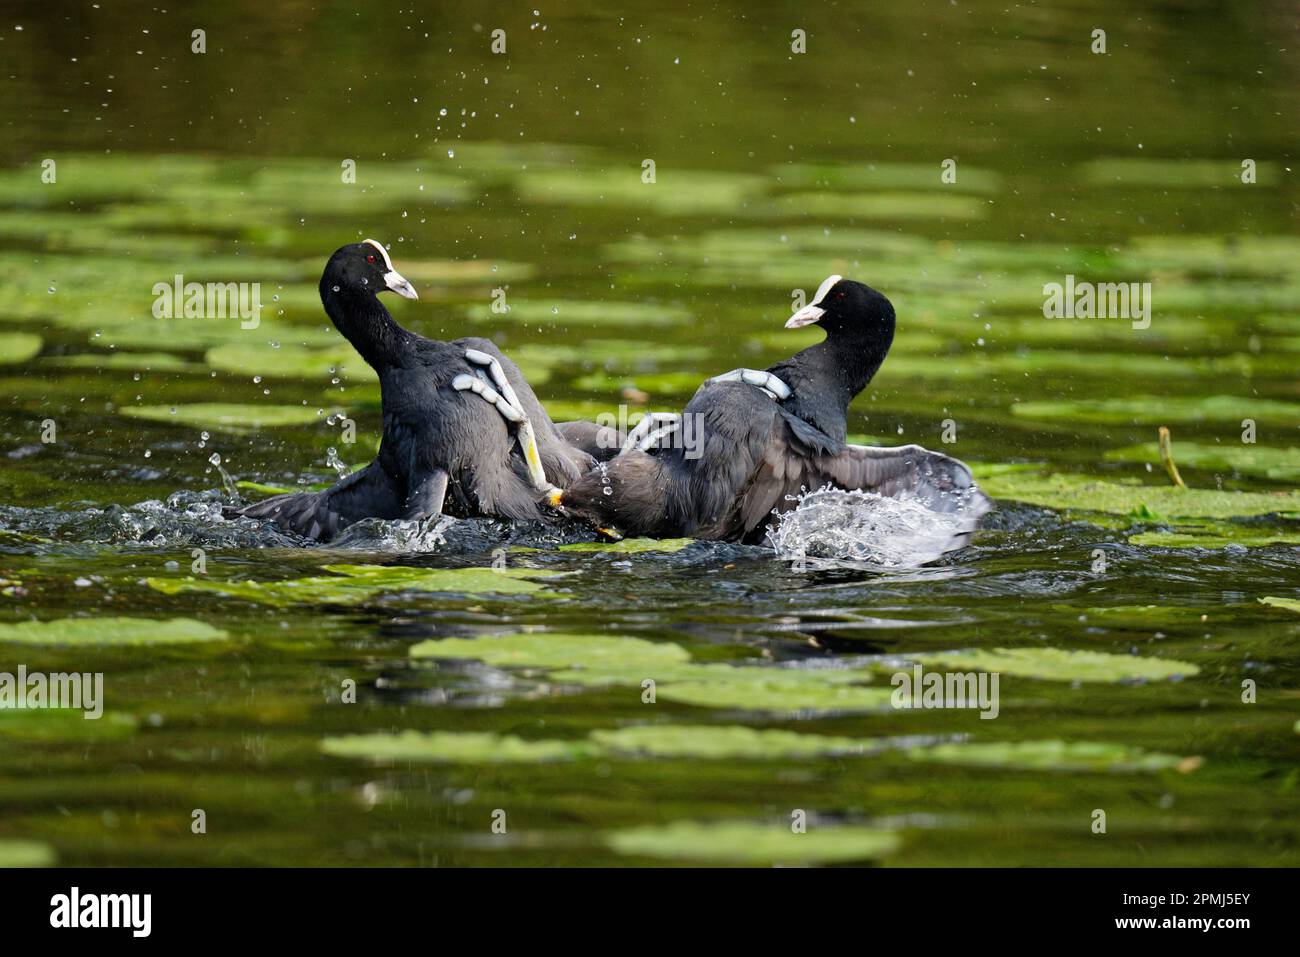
[453,349,552,494]
[706,368,793,401]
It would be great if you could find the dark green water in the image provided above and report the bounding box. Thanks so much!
[0,1,1297,866]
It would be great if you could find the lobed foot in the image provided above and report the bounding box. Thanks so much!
[453,350,554,494]
[707,368,792,401]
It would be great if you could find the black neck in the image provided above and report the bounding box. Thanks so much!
[770,323,894,444]
[320,281,411,370]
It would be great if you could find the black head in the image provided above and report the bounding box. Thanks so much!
[321,239,418,302]
[786,275,894,338]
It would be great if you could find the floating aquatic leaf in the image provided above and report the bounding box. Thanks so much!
[1128,525,1300,548]
[591,724,879,759]
[517,167,767,215]
[120,403,329,432]
[1106,442,1300,483]
[320,730,597,764]
[0,332,43,365]
[768,191,986,220]
[463,299,689,328]
[411,632,690,671]
[42,351,203,372]
[572,370,703,394]
[206,343,377,382]
[0,840,55,867]
[909,740,1196,773]
[1012,395,1300,426]
[1071,605,1213,628]
[916,648,1198,683]
[410,632,890,713]
[974,468,1300,520]
[644,672,894,713]
[0,617,227,646]
[606,821,900,864]
[1260,597,1300,614]
[0,710,138,741]
[150,565,562,606]
[1079,158,1281,188]
[771,160,1002,194]
[558,538,694,554]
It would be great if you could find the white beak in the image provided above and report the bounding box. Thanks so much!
[785,273,842,329]
[785,303,825,328]
[384,270,418,299]
[363,237,418,299]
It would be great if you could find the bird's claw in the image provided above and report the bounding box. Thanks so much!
[454,350,550,491]
[707,368,792,401]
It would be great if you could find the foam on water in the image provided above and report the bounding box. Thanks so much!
[765,485,985,568]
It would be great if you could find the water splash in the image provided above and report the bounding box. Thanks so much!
[207,453,239,499]
[765,485,985,568]
[325,447,349,479]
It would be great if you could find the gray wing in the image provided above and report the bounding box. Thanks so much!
[715,421,992,543]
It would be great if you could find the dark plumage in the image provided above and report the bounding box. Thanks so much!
[231,241,592,540]
[554,278,990,543]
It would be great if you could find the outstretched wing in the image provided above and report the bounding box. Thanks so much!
[229,460,403,541]
[718,423,991,542]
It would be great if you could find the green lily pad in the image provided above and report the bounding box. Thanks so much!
[0,710,138,741]
[0,840,56,867]
[1072,605,1213,628]
[1260,597,1300,614]
[558,538,694,554]
[591,724,880,759]
[410,632,891,713]
[916,648,1199,683]
[1079,158,1281,188]
[606,821,900,864]
[771,160,1002,194]
[150,565,562,607]
[42,351,203,372]
[572,370,703,394]
[120,403,328,432]
[517,167,767,215]
[640,670,894,713]
[909,740,1197,773]
[0,332,43,364]
[767,190,987,220]
[463,299,689,328]
[1012,395,1300,426]
[1106,442,1300,483]
[320,731,597,764]
[974,468,1300,520]
[0,616,228,646]
[411,632,690,671]
[205,343,376,382]
[1129,525,1300,548]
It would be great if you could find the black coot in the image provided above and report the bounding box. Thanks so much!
[550,277,990,543]
[232,240,592,540]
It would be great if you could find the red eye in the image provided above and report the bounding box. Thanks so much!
[366,254,376,263]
